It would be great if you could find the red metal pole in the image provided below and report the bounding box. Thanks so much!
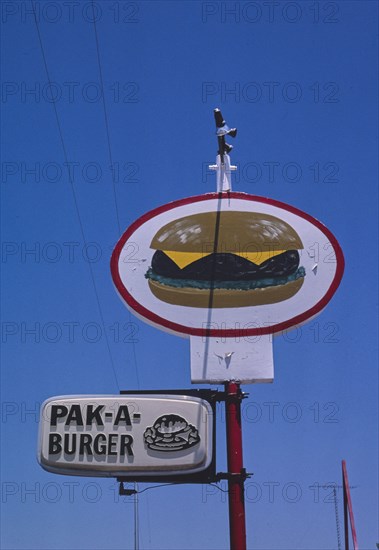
[225,382,247,550]
[342,460,358,550]
[343,462,349,550]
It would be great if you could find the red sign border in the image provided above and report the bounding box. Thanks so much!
[111,192,344,337]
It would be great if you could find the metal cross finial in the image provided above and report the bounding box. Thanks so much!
[209,108,237,192]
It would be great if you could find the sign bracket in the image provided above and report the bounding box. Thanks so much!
[213,390,249,403]
[119,483,138,496]
[214,468,252,482]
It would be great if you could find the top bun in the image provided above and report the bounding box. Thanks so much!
[150,211,303,252]
[154,415,188,433]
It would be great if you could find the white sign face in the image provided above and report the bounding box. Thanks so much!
[111,192,344,339]
[38,395,213,477]
[190,333,274,384]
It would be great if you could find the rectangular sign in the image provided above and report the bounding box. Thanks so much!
[190,335,274,384]
[38,394,213,478]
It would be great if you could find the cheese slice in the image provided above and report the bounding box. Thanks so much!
[163,249,288,269]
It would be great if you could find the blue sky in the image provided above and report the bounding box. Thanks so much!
[1,1,378,549]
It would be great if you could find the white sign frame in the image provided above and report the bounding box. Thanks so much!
[111,192,344,339]
[38,395,213,478]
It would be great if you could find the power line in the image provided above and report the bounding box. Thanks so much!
[90,4,143,549]
[31,0,120,391]
[91,0,121,236]
[90,0,140,391]
[333,486,342,550]
[134,482,139,550]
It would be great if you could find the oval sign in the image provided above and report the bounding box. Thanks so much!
[111,192,344,338]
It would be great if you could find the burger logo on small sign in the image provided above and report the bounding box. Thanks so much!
[144,415,200,452]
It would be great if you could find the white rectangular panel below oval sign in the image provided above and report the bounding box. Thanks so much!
[38,395,213,477]
[190,335,274,384]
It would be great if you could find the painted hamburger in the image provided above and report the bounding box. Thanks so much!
[143,414,200,452]
[145,211,306,308]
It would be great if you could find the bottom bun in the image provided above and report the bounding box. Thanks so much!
[148,278,304,308]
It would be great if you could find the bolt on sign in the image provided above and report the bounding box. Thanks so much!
[38,394,214,479]
[111,192,344,384]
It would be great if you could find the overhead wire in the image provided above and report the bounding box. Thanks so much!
[91,0,121,236]
[333,486,342,550]
[90,2,143,548]
[124,481,230,496]
[132,483,180,494]
[31,1,146,545]
[31,0,120,391]
[90,0,140,391]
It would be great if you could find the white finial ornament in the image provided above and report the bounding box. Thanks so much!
[209,153,237,192]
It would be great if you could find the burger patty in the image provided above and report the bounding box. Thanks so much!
[150,250,300,281]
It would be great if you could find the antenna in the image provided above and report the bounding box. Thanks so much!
[209,108,237,192]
